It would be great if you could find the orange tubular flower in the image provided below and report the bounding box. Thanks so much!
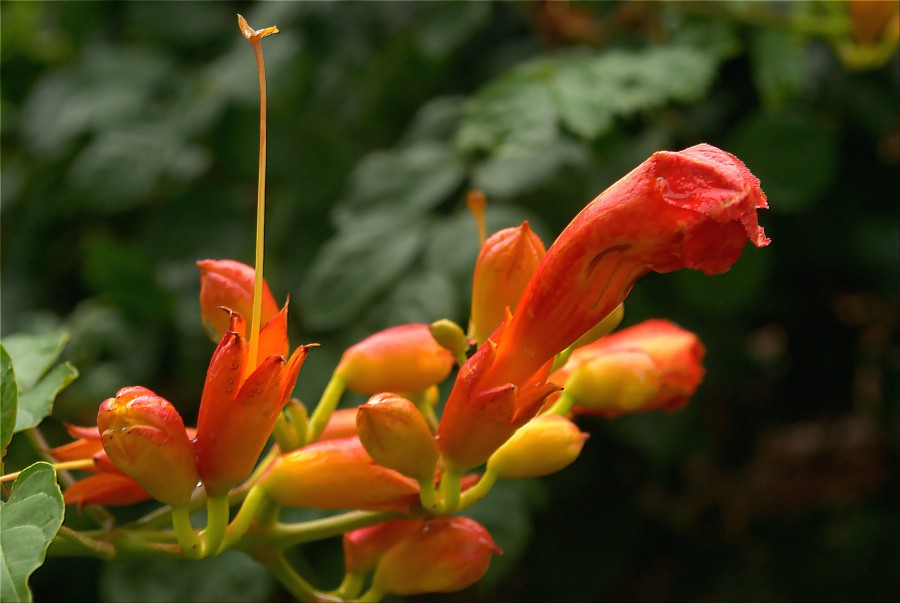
[372,517,502,596]
[195,310,313,496]
[551,319,706,417]
[470,221,546,345]
[259,436,420,512]
[438,144,768,470]
[343,519,425,575]
[197,259,280,341]
[335,324,455,394]
[97,386,199,506]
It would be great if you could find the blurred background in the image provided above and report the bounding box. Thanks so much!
[1,1,897,601]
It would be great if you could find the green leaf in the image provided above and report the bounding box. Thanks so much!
[14,362,79,433]
[750,28,808,109]
[552,47,717,139]
[0,462,65,603]
[1,330,69,392]
[99,551,274,603]
[299,218,423,332]
[1,345,17,459]
[457,59,560,158]
[2,330,79,433]
[331,142,466,229]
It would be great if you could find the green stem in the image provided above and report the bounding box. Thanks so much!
[202,495,230,556]
[457,470,498,512]
[171,504,202,559]
[222,484,272,550]
[306,373,347,443]
[437,466,462,514]
[264,552,340,602]
[270,510,401,550]
[332,572,366,600]
[358,586,386,602]
[543,390,576,417]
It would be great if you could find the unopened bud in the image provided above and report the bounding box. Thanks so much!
[487,414,587,479]
[336,324,455,394]
[98,386,198,506]
[357,394,439,482]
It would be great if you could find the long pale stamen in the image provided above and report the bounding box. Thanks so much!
[239,15,279,369]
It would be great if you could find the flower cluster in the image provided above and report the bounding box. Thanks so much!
[48,139,767,598]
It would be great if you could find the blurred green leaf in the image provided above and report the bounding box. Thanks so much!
[300,220,423,331]
[728,111,839,213]
[331,141,466,228]
[0,463,65,603]
[1,344,17,459]
[750,28,809,109]
[99,551,273,603]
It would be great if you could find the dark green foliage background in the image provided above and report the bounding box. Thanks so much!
[2,2,897,601]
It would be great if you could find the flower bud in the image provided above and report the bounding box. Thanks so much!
[564,351,662,415]
[356,394,439,481]
[260,436,419,511]
[551,319,705,417]
[336,324,455,394]
[197,259,279,341]
[373,517,501,596]
[487,414,587,479]
[470,222,546,345]
[97,386,199,506]
[343,519,424,575]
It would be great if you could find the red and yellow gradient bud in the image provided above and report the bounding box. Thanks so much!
[356,394,439,482]
[470,221,546,345]
[551,319,705,417]
[196,310,313,496]
[319,408,359,441]
[343,519,425,575]
[372,517,501,596]
[197,259,279,341]
[259,436,420,511]
[335,324,454,394]
[487,414,587,479]
[97,386,199,506]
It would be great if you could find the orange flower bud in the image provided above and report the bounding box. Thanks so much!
[319,407,359,441]
[373,517,501,596]
[336,324,454,394]
[197,259,279,341]
[551,319,705,416]
[196,311,313,496]
[356,394,439,481]
[487,414,587,479]
[97,386,199,506]
[470,221,546,345]
[260,436,419,511]
[343,519,424,575]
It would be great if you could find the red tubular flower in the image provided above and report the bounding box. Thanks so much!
[259,436,420,511]
[438,144,767,469]
[97,386,199,506]
[343,519,425,575]
[372,517,502,596]
[470,221,546,345]
[551,319,706,417]
[195,310,313,496]
[335,324,455,394]
[197,259,280,341]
